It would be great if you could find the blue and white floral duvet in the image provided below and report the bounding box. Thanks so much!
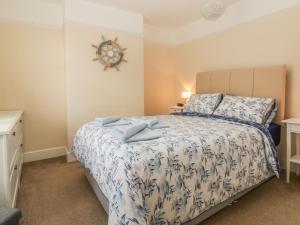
[72,114,279,225]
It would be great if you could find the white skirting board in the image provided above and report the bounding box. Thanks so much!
[23,146,67,163]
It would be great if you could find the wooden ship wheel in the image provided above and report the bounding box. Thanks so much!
[92,35,127,71]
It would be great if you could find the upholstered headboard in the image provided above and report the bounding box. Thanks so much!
[196,65,287,124]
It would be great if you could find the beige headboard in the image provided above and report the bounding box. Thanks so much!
[196,65,287,124]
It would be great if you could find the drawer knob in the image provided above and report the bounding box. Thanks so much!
[19,119,23,123]
[14,165,18,170]
[20,144,23,147]
[12,132,16,136]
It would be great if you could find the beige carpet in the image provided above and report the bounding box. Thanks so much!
[17,157,300,225]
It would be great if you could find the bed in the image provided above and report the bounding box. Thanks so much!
[72,65,287,225]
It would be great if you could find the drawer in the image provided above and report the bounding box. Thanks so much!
[9,158,19,206]
[7,133,17,169]
[9,143,23,175]
[7,118,23,172]
[9,146,22,207]
[13,115,23,145]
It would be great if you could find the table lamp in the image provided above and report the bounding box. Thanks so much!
[181,90,191,105]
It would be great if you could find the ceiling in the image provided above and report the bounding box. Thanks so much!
[45,0,240,28]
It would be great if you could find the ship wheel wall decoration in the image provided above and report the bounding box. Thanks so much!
[92,35,127,71]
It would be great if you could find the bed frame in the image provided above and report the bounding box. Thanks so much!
[195,65,287,124]
[85,65,287,224]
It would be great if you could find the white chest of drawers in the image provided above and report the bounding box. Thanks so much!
[0,111,24,207]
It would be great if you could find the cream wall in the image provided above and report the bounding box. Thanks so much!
[144,6,300,168]
[144,42,176,115]
[0,0,144,153]
[0,20,67,151]
[172,6,300,119]
[144,6,300,120]
[0,19,144,151]
[65,22,144,146]
[144,6,300,169]
[1,0,300,158]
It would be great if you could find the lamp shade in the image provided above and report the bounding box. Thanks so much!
[181,90,191,99]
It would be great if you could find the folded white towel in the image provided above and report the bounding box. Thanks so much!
[95,117,120,126]
[126,128,161,143]
[131,118,159,127]
[131,118,170,130]
[131,118,159,128]
[112,123,147,142]
[103,119,131,127]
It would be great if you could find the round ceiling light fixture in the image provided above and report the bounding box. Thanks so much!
[201,0,226,21]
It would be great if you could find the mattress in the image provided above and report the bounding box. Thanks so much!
[72,114,279,225]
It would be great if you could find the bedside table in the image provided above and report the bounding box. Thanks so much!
[282,118,300,183]
[169,106,184,114]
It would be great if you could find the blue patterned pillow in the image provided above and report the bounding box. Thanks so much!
[213,95,275,124]
[184,93,222,114]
